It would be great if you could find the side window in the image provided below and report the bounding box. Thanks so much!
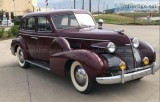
[21,19,26,30]
[26,17,35,31]
[38,17,51,32]
[52,14,79,29]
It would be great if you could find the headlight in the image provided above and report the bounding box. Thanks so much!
[132,38,140,48]
[107,42,116,53]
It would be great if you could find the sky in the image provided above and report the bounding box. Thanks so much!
[38,0,159,12]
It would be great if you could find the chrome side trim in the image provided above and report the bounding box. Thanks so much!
[96,63,160,84]
[19,33,109,42]
[91,45,107,49]
[64,37,110,42]
[125,44,131,46]
[26,60,50,71]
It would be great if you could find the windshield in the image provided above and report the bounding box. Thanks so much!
[75,14,95,27]
[52,13,95,29]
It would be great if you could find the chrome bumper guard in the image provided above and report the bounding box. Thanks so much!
[96,63,160,84]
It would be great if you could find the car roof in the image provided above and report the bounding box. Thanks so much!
[23,9,90,18]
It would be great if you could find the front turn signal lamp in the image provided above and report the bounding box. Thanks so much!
[143,57,149,65]
[119,61,127,70]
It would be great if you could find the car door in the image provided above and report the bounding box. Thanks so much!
[52,14,82,49]
[36,16,55,62]
[20,17,38,59]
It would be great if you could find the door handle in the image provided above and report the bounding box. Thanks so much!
[31,37,38,40]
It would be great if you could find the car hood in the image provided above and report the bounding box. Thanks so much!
[59,28,131,46]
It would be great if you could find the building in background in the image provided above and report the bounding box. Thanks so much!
[0,0,38,20]
[104,8,115,14]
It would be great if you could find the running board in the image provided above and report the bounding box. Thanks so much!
[26,60,50,71]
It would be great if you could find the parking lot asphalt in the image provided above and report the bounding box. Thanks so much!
[0,24,159,102]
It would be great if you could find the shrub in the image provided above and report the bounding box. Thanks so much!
[8,25,19,36]
[14,20,21,25]
[0,28,4,38]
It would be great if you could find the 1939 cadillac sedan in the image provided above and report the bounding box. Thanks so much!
[11,9,160,93]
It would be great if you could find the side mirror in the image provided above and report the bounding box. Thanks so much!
[98,19,104,29]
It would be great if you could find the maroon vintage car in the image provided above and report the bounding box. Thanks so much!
[11,9,159,93]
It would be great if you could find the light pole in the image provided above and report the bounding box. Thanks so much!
[46,0,48,10]
[82,0,84,9]
[89,0,91,12]
[74,0,76,9]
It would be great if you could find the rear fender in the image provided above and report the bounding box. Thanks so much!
[11,36,29,59]
[50,37,71,54]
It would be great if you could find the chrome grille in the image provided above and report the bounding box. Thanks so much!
[116,46,135,70]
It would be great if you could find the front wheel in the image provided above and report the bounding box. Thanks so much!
[70,61,93,94]
[16,46,30,68]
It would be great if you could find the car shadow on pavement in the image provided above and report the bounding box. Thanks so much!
[17,65,158,102]
[28,65,153,95]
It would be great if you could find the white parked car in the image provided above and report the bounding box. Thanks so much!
[1,20,14,27]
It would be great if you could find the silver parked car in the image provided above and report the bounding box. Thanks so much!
[1,20,14,27]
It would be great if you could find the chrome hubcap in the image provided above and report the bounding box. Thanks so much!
[75,66,87,86]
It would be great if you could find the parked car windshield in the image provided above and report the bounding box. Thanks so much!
[52,14,95,29]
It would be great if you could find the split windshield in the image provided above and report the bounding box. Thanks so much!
[52,13,95,29]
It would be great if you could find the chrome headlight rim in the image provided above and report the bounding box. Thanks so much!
[107,42,116,53]
[132,38,140,48]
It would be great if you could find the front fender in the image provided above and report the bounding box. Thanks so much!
[50,50,109,80]
[138,41,156,63]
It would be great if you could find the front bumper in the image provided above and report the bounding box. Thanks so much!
[96,62,160,84]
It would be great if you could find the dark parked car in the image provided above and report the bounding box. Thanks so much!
[11,9,160,93]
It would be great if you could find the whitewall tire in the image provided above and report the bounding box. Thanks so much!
[70,61,93,93]
[16,47,30,68]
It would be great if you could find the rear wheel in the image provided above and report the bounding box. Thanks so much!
[70,61,93,94]
[16,46,30,68]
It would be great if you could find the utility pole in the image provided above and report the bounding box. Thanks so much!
[74,0,76,9]
[89,0,91,12]
[98,0,100,15]
[103,1,105,12]
[82,0,84,9]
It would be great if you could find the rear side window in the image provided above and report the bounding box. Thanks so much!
[38,17,51,32]
[26,17,35,31]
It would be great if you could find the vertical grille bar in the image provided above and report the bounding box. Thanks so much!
[116,46,135,70]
